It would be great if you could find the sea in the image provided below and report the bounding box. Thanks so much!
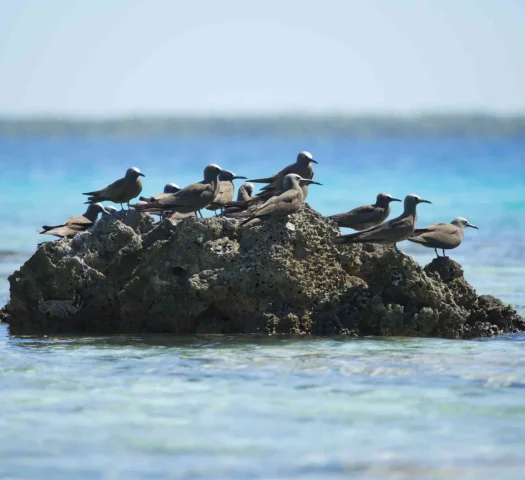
[1,134,525,479]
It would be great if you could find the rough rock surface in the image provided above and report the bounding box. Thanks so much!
[5,207,524,338]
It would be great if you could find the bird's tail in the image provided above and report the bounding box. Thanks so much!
[41,224,62,232]
[331,232,362,245]
[130,201,163,213]
[406,236,424,245]
[247,176,274,184]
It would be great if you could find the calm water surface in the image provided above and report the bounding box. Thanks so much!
[2,325,525,479]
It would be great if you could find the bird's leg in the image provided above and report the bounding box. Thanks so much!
[127,201,131,210]
[435,248,440,258]
[194,212,198,218]
[198,210,203,218]
[120,203,124,211]
[442,249,447,258]
[394,244,400,254]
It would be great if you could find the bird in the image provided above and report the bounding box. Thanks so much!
[229,173,322,224]
[408,217,479,258]
[83,167,145,209]
[206,171,248,215]
[329,193,402,231]
[131,164,239,215]
[102,205,118,215]
[222,182,255,216]
[39,203,108,238]
[332,194,432,253]
[247,151,318,196]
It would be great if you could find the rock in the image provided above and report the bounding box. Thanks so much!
[5,205,524,339]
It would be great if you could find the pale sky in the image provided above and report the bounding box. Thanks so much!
[0,0,524,116]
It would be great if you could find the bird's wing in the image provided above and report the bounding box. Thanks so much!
[83,177,126,199]
[40,224,85,237]
[412,223,450,236]
[254,190,299,217]
[330,205,376,223]
[352,216,412,242]
[65,215,92,226]
[168,183,210,206]
[247,173,279,184]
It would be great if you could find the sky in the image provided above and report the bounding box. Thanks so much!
[0,0,524,116]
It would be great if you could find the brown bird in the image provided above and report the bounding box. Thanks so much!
[329,193,402,231]
[39,203,109,238]
[131,164,239,215]
[229,173,322,224]
[83,167,145,209]
[332,194,432,253]
[222,182,255,216]
[408,217,478,258]
[248,151,317,195]
[206,171,248,215]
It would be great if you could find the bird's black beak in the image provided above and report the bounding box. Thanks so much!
[138,173,145,177]
[466,223,479,230]
[232,175,248,180]
[418,199,432,204]
[303,179,322,186]
[310,159,318,164]
[391,198,402,202]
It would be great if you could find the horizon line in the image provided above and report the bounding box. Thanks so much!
[2,110,525,121]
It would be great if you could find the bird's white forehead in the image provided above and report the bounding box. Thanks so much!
[407,193,421,200]
[165,183,180,189]
[455,217,468,223]
[300,151,313,158]
[130,166,141,173]
[206,163,222,169]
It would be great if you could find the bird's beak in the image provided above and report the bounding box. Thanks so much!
[390,198,402,202]
[466,222,479,230]
[418,199,432,204]
[232,175,248,180]
[301,179,322,186]
[310,159,318,164]
[138,173,145,177]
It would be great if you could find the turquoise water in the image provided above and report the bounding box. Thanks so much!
[2,325,525,479]
[1,136,524,309]
[1,135,525,478]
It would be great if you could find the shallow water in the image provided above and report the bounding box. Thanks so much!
[2,324,525,479]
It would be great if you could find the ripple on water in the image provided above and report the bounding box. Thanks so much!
[1,325,525,478]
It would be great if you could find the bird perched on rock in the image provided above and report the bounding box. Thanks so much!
[229,173,322,225]
[131,164,240,215]
[222,182,255,216]
[408,217,478,258]
[332,194,432,253]
[83,167,145,209]
[39,203,109,238]
[206,171,248,215]
[329,193,402,231]
[248,151,317,197]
